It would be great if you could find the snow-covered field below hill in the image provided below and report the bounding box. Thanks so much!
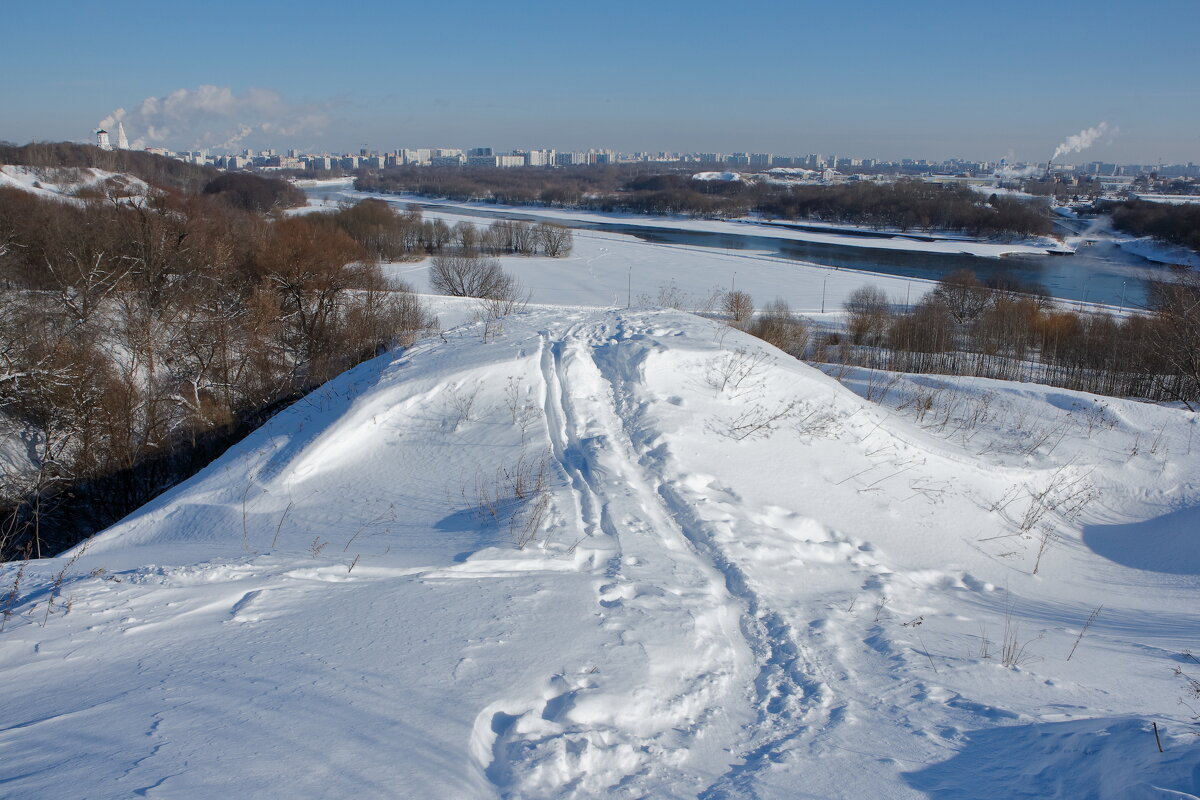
[2,308,1198,799]
[295,183,939,322]
[381,222,930,321]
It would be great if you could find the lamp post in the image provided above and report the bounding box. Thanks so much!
[821,273,829,314]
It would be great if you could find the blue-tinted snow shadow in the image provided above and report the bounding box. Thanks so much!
[434,504,514,552]
[1083,506,1200,575]
[903,717,1200,800]
[251,350,399,485]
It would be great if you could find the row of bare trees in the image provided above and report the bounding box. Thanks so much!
[303,199,573,262]
[1105,199,1200,253]
[0,183,435,560]
[715,269,1200,407]
[718,291,811,357]
[447,218,573,258]
[831,270,1200,404]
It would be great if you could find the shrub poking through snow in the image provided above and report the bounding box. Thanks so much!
[471,450,553,549]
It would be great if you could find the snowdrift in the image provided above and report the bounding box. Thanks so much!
[3,308,1199,799]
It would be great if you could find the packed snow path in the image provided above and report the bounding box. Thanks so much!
[3,308,1199,799]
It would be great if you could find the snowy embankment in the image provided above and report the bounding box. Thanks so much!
[2,308,1198,799]
[692,172,744,182]
[0,165,150,203]
[1134,194,1200,206]
[337,188,1067,258]
[1116,236,1200,268]
[1053,206,1200,268]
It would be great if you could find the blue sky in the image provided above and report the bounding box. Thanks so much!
[3,0,1198,162]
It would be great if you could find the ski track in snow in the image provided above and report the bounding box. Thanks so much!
[476,318,753,797]
[590,316,834,796]
[473,314,861,798]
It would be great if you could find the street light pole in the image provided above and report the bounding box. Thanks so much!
[821,273,829,314]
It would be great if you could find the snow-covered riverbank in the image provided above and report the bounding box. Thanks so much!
[317,182,1068,258]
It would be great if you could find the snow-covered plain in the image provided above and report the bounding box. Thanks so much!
[385,223,930,321]
[3,308,1199,798]
[296,183,937,321]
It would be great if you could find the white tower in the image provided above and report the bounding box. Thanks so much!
[116,121,129,150]
[97,129,112,150]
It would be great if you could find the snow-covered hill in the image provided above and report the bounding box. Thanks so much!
[0,164,151,203]
[3,308,1199,798]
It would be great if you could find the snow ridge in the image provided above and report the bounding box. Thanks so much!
[2,308,1199,799]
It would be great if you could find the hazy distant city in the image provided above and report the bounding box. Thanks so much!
[92,125,1199,191]
[137,142,1200,180]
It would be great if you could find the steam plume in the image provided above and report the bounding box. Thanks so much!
[1052,122,1114,161]
[96,85,327,152]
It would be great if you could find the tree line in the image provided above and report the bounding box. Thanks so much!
[0,141,220,194]
[306,199,573,261]
[0,151,439,560]
[355,166,1053,237]
[1104,199,1200,254]
[825,269,1200,404]
[757,182,1052,237]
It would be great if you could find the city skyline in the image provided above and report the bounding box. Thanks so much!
[125,137,1192,178]
[4,0,1198,163]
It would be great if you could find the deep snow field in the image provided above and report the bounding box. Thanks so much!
[2,306,1199,799]
[386,221,929,325]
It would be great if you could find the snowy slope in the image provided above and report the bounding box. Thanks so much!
[2,308,1199,799]
[0,165,151,203]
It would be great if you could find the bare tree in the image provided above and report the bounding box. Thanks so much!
[429,254,515,299]
[722,290,754,324]
[536,223,573,257]
[1142,269,1200,408]
[844,285,892,345]
[931,270,992,325]
[748,298,808,355]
